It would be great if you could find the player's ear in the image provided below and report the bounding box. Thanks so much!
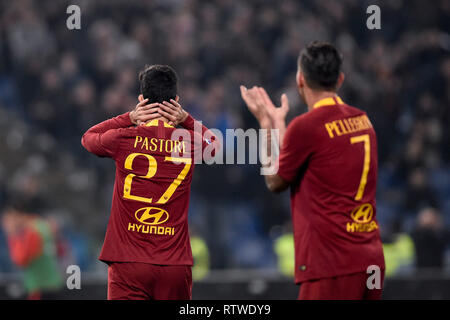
[138,94,144,102]
[336,72,345,91]
[297,71,305,88]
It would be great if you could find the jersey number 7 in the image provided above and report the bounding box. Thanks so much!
[350,134,370,201]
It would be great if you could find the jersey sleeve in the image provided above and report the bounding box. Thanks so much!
[277,117,313,184]
[180,114,220,161]
[81,112,132,158]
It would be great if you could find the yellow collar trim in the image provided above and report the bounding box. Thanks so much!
[144,119,174,128]
[313,96,344,109]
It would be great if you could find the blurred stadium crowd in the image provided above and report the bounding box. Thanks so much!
[0,0,449,278]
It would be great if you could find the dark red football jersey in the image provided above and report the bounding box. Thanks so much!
[277,96,385,284]
[82,112,218,266]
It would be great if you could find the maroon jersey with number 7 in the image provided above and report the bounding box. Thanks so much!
[277,96,385,284]
[82,112,218,266]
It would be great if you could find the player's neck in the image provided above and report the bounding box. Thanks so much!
[144,116,169,125]
[306,91,339,111]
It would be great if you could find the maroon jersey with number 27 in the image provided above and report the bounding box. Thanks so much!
[82,112,218,266]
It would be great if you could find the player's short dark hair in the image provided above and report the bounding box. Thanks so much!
[298,41,343,91]
[138,64,178,103]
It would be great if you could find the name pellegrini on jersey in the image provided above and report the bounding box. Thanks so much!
[325,114,373,138]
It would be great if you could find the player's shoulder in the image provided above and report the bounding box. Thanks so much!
[312,102,368,122]
[287,103,369,133]
[289,109,314,125]
[287,107,326,130]
[104,126,138,140]
[338,103,374,126]
[113,125,157,136]
[284,113,315,141]
[104,126,159,147]
[340,103,367,116]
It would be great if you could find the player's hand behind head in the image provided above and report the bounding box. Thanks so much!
[129,98,161,125]
[157,99,188,126]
